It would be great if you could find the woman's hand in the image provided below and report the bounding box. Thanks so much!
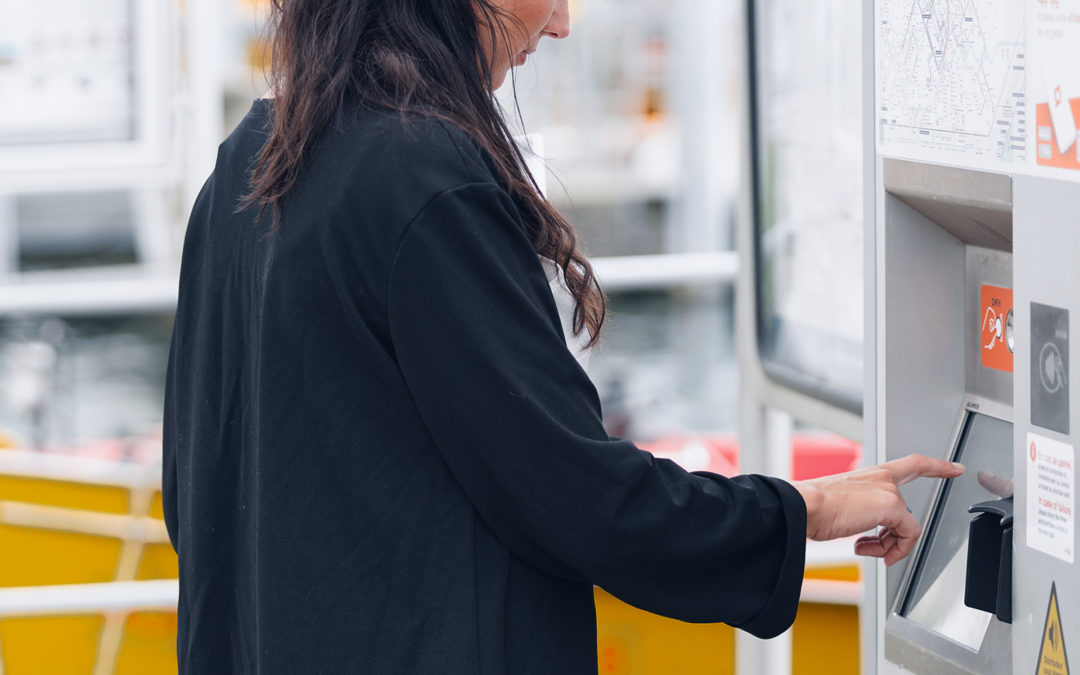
[790,454,964,567]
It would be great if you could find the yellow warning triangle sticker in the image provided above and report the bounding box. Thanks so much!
[1037,583,1070,675]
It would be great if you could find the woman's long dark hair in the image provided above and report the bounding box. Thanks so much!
[241,0,605,345]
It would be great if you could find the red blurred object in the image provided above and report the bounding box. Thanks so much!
[790,434,862,480]
[642,436,739,476]
[27,433,165,465]
[640,434,861,480]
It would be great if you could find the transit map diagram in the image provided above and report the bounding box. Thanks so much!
[878,0,1027,162]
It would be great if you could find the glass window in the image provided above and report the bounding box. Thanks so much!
[752,0,865,413]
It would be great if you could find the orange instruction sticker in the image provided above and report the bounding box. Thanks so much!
[981,285,1014,373]
[1036,99,1080,172]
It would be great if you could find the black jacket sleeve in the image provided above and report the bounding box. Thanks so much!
[386,181,806,637]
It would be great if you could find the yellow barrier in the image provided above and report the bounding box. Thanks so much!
[594,564,860,675]
[0,454,860,675]
[0,454,177,675]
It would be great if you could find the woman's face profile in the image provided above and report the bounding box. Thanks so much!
[486,0,571,89]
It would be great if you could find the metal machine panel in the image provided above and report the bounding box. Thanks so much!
[883,160,1013,253]
[877,161,1020,675]
[871,2,1080,674]
[1012,175,1079,675]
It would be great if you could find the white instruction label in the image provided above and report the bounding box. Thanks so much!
[1027,433,1075,563]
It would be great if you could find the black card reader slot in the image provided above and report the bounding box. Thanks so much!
[965,496,1013,624]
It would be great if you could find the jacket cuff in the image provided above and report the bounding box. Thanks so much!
[733,475,807,639]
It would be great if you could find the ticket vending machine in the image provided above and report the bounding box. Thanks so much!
[869,2,1080,673]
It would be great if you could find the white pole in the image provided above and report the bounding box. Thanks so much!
[668,0,735,254]
[0,195,16,278]
[0,581,178,618]
[183,0,226,220]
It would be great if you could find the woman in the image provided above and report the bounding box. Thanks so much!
[162,0,961,672]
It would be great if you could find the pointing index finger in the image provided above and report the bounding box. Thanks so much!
[886,454,965,486]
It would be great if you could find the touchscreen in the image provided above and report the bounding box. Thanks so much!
[901,412,1013,650]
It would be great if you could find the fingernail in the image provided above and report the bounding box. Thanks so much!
[952,462,965,470]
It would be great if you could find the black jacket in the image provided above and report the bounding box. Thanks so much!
[163,99,806,674]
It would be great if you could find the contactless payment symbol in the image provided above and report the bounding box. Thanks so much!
[1031,303,1070,435]
[1042,342,1068,395]
[981,285,1014,372]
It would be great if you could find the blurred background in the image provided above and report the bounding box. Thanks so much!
[0,0,745,451]
[0,0,865,673]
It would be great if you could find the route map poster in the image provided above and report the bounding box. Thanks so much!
[877,0,1027,163]
[876,0,1080,177]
